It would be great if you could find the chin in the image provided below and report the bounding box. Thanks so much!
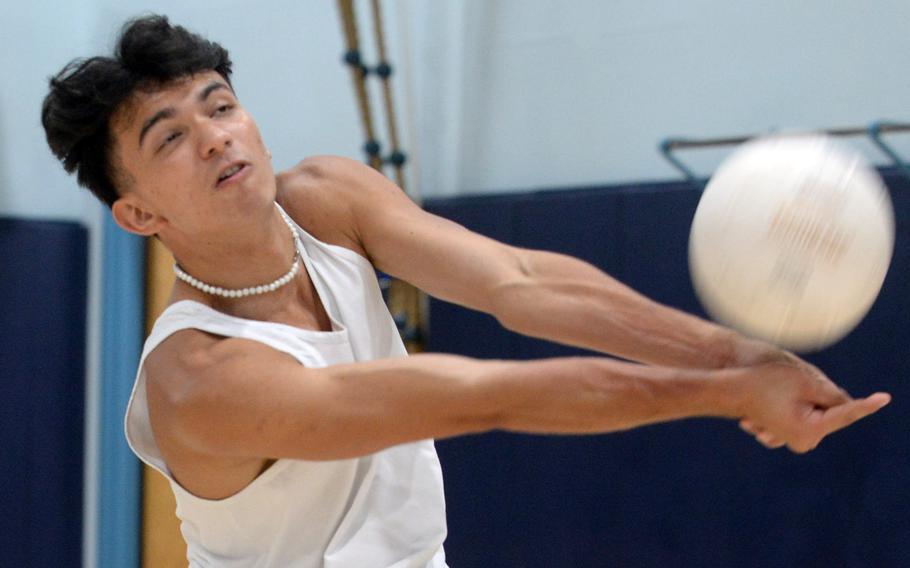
[244,179,280,216]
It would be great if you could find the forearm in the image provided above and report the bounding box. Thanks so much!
[320,353,741,449]
[492,249,742,368]
[478,356,741,434]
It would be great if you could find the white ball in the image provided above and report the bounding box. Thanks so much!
[689,135,895,351]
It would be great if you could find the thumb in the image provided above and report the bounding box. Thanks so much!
[816,392,891,436]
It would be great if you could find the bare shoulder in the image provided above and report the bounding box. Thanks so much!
[142,331,301,497]
[144,329,225,410]
[143,328,301,444]
[277,154,385,190]
[145,328,291,395]
[141,329,223,471]
[275,155,396,257]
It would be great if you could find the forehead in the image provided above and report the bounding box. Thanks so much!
[111,70,229,136]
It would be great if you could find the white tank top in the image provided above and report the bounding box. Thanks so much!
[124,206,448,567]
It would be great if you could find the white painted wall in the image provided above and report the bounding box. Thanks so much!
[429,0,910,196]
[0,0,103,220]
[6,0,910,212]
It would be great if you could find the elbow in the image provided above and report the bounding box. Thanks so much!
[461,359,526,433]
[488,249,537,331]
[488,281,521,333]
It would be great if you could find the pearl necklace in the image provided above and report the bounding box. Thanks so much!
[173,208,302,298]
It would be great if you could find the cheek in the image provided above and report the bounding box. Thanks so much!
[237,113,268,150]
[158,144,202,180]
[141,152,202,203]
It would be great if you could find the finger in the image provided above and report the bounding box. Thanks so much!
[755,431,786,449]
[737,419,765,442]
[816,392,891,435]
[739,419,757,434]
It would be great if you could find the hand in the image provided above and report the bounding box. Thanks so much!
[728,361,891,453]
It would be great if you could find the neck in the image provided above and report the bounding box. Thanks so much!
[167,204,298,297]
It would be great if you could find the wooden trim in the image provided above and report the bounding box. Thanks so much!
[142,237,187,567]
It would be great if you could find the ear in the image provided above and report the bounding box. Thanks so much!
[111,197,164,236]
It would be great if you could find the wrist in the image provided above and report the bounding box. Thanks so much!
[716,330,787,369]
[636,365,749,421]
[705,327,743,369]
[707,367,750,418]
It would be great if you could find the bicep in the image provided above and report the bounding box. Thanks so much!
[347,163,527,314]
[280,155,528,315]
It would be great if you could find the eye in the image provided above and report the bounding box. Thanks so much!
[157,131,181,151]
[214,104,235,115]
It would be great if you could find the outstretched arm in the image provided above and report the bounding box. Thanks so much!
[281,156,759,368]
[148,331,889,463]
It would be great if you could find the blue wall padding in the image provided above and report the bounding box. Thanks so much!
[97,217,144,568]
[0,218,87,567]
[424,169,909,568]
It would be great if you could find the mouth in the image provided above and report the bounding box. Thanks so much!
[216,162,250,188]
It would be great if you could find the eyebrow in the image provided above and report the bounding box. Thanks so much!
[137,81,232,148]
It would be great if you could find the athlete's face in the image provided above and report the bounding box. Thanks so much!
[109,71,275,238]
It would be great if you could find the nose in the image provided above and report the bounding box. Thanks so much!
[199,120,232,158]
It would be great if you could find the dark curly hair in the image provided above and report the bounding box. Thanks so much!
[41,14,233,207]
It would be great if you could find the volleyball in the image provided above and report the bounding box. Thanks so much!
[689,135,895,351]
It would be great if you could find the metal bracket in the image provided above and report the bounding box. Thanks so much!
[659,121,910,187]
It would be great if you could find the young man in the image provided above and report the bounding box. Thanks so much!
[43,15,889,568]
